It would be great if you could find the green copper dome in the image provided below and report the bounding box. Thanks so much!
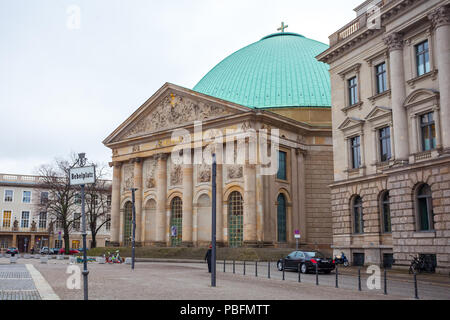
[193,32,331,109]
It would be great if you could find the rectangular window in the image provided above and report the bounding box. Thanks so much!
[107,195,112,207]
[56,218,64,229]
[421,112,436,151]
[21,211,30,228]
[348,77,358,106]
[277,151,287,180]
[75,193,81,205]
[379,127,392,162]
[54,240,63,249]
[72,240,80,249]
[73,212,81,231]
[4,190,13,202]
[375,62,387,94]
[39,212,47,229]
[2,211,12,228]
[40,192,48,204]
[351,136,361,169]
[22,191,31,203]
[106,214,111,231]
[416,40,430,76]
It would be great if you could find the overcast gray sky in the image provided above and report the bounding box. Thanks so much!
[0,0,362,176]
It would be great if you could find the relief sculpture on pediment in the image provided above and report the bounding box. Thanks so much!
[123,95,233,139]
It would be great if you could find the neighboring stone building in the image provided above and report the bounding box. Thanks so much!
[0,173,112,252]
[104,31,335,250]
[317,0,450,272]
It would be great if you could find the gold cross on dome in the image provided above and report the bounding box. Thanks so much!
[278,22,288,32]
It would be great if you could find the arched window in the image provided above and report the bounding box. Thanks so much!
[170,197,183,246]
[228,191,243,248]
[417,184,433,231]
[381,191,391,233]
[123,202,133,246]
[277,194,287,243]
[353,196,364,234]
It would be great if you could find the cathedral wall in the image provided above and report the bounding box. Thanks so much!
[304,149,334,250]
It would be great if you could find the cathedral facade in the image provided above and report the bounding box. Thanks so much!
[104,32,334,249]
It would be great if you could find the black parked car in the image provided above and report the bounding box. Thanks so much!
[277,251,335,274]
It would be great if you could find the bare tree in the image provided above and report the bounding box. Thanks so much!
[36,155,111,253]
[84,164,111,249]
[36,155,80,254]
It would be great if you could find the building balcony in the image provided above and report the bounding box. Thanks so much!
[0,226,49,233]
[328,0,395,47]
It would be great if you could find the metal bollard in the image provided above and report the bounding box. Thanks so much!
[268,261,270,279]
[414,272,419,299]
[224,259,226,273]
[233,260,235,274]
[298,264,301,283]
[358,268,362,291]
[335,265,339,288]
[315,263,319,286]
[255,261,258,277]
[282,260,285,280]
[243,260,246,275]
[384,269,387,295]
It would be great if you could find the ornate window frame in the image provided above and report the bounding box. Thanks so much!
[338,117,366,178]
[365,49,392,103]
[365,106,394,168]
[405,27,438,89]
[404,89,441,163]
[338,63,363,114]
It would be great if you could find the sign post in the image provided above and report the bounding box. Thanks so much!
[131,188,137,270]
[294,230,301,250]
[70,153,96,301]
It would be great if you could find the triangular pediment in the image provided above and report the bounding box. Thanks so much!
[338,117,364,131]
[404,89,439,108]
[103,83,251,145]
[365,106,392,122]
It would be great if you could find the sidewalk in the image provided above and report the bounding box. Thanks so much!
[135,258,450,287]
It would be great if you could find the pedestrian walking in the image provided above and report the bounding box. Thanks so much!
[204,245,212,273]
[31,247,35,255]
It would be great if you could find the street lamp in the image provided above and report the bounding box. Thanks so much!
[78,152,89,300]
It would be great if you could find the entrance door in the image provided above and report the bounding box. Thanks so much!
[17,236,31,253]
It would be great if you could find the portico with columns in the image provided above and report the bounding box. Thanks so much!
[103,82,334,249]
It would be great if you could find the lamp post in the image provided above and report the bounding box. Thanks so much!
[77,153,89,300]
[130,188,137,270]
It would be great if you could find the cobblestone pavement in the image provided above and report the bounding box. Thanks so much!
[1,257,448,300]
[0,264,41,300]
[25,259,406,300]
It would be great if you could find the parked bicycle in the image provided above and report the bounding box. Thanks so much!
[409,255,434,274]
[104,250,124,264]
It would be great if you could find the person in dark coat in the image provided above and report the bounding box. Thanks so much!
[204,245,212,273]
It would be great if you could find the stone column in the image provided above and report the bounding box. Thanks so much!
[132,158,143,245]
[30,234,35,251]
[429,5,450,152]
[182,163,193,246]
[384,33,409,162]
[243,162,257,246]
[155,154,168,246]
[110,162,122,245]
[12,234,17,248]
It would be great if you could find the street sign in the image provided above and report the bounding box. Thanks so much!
[70,166,96,185]
[295,234,301,239]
